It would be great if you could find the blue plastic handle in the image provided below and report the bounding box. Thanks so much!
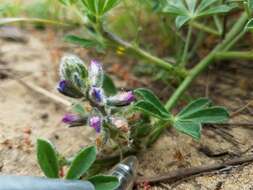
[0,176,95,190]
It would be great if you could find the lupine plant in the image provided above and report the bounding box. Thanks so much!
[57,54,229,155]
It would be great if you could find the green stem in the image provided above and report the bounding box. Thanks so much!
[191,21,220,36]
[215,51,253,60]
[165,13,248,111]
[101,27,188,78]
[180,25,193,67]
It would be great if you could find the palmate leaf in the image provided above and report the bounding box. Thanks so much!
[180,106,229,124]
[173,98,229,140]
[81,0,120,16]
[134,88,169,115]
[163,0,232,29]
[178,98,211,117]
[134,100,170,120]
[174,120,201,140]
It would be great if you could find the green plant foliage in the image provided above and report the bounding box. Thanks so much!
[245,18,253,30]
[72,103,86,115]
[36,139,59,178]
[173,98,229,140]
[134,88,171,119]
[81,0,121,16]
[88,175,119,190]
[163,0,233,29]
[66,146,97,179]
[102,74,117,96]
[64,35,99,48]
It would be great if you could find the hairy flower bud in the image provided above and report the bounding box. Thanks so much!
[107,91,135,106]
[89,116,102,133]
[108,116,129,133]
[57,80,84,98]
[89,87,105,105]
[88,60,104,87]
[62,113,87,127]
[59,54,88,92]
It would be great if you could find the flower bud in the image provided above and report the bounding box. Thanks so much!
[107,91,135,106]
[108,116,129,133]
[59,54,88,92]
[88,60,104,87]
[57,80,84,98]
[89,87,105,105]
[62,113,87,127]
[89,116,102,133]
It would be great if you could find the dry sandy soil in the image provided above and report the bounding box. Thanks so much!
[0,27,253,190]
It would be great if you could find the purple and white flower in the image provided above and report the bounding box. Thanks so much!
[89,116,102,133]
[57,80,83,98]
[88,60,104,87]
[107,91,135,106]
[89,87,105,105]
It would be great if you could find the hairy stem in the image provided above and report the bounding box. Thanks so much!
[180,25,193,67]
[191,21,220,36]
[101,27,188,78]
[215,51,253,60]
[165,13,248,111]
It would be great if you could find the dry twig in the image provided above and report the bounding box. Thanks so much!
[136,155,253,184]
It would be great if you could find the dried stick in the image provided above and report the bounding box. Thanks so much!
[3,70,71,107]
[136,155,253,184]
[19,80,72,107]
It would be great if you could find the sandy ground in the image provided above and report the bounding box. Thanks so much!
[0,28,253,190]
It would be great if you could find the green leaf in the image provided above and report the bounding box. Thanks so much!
[72,103,86,115]
[163,1,188,16]
[64,35,98,48]
[134,100,170,119]
[185,0,197,14]
[180,106,229,123]
[175,16,190,29]
[198,5,232,17]
[36,139,59,178]
[245,18,253,30]
[178,98,211,117]
[174,120,201,140]
[197,0,218,12]
[81,0,98,14]
[66,146,96,179]
[88,175,119,190]
[102,74,117,96]
[249,0,253,9]
[102,0,121,13]
[134,88,169,116]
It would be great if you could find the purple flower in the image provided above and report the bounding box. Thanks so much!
[88,60,103,87]
[107,91,135,106]
[57,80,83,98]
[89,87,105,105]
[62,113,87,127]
[62,114,80,124]
[89,116,102,133]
